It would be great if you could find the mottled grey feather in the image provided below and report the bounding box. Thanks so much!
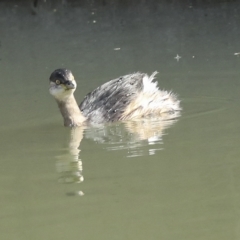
[79,73,145,123]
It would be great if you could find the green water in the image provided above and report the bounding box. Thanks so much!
[1,1,240,240]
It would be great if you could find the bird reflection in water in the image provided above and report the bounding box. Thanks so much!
[85,115,180,157]
[55,114,180,195]
[55,127,85,196]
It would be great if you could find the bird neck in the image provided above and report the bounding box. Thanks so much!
[56,94,86,127]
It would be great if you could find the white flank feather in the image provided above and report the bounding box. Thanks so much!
[142,71,159,93]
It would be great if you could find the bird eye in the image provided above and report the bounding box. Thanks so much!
[56,80,60,85]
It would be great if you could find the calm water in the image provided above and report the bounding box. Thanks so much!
[1,1,240,239]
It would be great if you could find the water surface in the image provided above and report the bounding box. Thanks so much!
[1,1,240,240]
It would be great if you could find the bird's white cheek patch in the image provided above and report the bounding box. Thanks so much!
[49,85,63,96]
[49,84,75,101]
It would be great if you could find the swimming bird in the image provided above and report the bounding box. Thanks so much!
[49,69,181,127]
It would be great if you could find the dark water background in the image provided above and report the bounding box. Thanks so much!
[1,0,240,239]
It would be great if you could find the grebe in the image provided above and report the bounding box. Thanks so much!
[49,69,181,127]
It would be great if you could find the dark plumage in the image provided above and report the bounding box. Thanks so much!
[79,73,144,123]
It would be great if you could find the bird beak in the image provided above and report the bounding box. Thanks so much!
[64,80,76,90]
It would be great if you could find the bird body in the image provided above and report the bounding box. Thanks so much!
[49,69,181,127]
